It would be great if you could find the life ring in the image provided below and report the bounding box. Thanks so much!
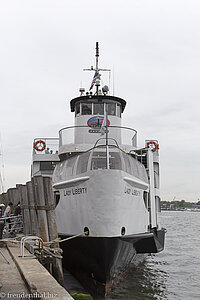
[147,141,159,152]
[34,140,46,151]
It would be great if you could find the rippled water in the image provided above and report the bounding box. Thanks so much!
[106,211,200,300]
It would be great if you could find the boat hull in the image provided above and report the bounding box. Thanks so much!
[60,228,166,296]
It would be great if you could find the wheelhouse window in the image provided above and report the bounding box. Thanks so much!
[107,103,116,116]
[75,101,121,117]
[75,103,80,116]
[93,103,104,115]
[117,103,121,117]
[82,103,92,115]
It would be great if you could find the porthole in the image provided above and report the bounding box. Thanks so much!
[84,227,89,236]
[121,227,126,236]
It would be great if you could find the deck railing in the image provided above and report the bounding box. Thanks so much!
[0,215,23,236]
[33,138,59,154]
[59,125,137,148]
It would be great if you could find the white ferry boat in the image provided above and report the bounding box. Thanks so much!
[32,43,165,296]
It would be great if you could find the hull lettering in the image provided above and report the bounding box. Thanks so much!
[124,186,140,196]
[64,187,87,196]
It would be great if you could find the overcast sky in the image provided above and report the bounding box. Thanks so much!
[0,0,200,202]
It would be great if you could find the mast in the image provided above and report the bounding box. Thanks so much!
[95,42,100,94]
[83,42,110,94]
[83,43,111,168]
[96,42,99,71]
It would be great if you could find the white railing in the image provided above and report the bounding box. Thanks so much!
[33,138,59,154]
[0,215,23,236]
[59,125,137,148]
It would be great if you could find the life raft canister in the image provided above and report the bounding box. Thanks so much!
[146,141,159,152]
[33,139,46,151]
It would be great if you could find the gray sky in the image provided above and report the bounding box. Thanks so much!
[0,0,200,202]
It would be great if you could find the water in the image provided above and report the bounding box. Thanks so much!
[105,211,200,300]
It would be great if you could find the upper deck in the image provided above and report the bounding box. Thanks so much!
[31,138,59,177]
[59,125,137,155]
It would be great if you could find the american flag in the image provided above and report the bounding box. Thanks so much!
[100,116,107,135]
[89,71,101,90]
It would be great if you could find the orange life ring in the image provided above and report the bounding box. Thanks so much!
[147,141,159,152]
[34,140,46,151]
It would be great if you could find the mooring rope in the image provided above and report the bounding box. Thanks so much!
[1,231,88,259]
[44,231,87,246]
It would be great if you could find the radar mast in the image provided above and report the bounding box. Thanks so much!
[83,42,110,94]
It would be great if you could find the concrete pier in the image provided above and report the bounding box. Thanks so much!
[0,246,29,298]
[0,242,73,300]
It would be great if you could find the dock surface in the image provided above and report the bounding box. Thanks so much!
[0,246,29,298]
[0,242,73,299]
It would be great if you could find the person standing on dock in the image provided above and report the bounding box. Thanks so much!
[10,201,22,236]
[3,202,13,230]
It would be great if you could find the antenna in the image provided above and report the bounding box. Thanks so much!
[96,41,99,70]
[83,42,111,93]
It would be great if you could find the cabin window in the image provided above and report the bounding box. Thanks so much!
[121,153,148,182]
[91,151,106,170]
[122,153,132,174]
[109,152,122,170]
[75,103,80,116]
[40,161,56,171]
[107,103,116,116]
[65,156,77,177]
[76,152,90,174]
[93,103,104,115]
[82,103,92,115]
[117,103,121,117]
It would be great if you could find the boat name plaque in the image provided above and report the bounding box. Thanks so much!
[63,187,87,196]
[124,186,140,196]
